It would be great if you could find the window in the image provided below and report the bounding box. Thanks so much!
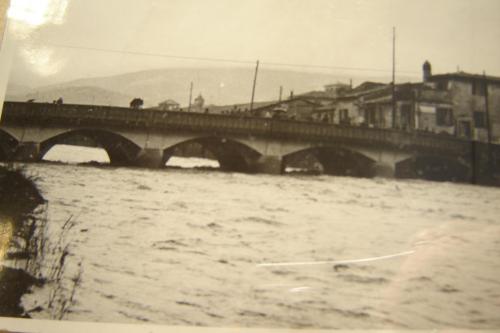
[436,108,453,126]
[339,109,349,122]
[474,111,486,128]
[364,105,376,125]
[435,80,448,91]
[400,104,411,114]
[458,121,472,138]
[400,104,412,128]
[472,80,486,96]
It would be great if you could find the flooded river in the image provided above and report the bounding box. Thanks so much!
[16,145,500,329]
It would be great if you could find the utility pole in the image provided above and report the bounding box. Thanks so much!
[279,85,283,102]
[391,26,396,128]
[188,81,193,112]
[250,60,259,112]
[483,72,493,179]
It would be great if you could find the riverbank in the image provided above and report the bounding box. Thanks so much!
[0,165,46,317]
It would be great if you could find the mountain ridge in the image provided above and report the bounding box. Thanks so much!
[6,67,416,107]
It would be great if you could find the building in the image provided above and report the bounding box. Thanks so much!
[252,97,323,120]
[206,96,324,119]
[360,82,453,133]
[157,99,180,111]
[352,61,500,144]
[238,60,500,143]
[323,83,352,98]
[309,81,389,126]
[192,94,205,112]
[205,100,275,115]
[425,64,500,142]
[251,82,388,124]
[179,61,500,145]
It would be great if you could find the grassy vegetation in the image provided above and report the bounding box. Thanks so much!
[0,164,46,316]
[0,164,82,319]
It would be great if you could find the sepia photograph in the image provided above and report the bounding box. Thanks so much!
[0,0,499,331]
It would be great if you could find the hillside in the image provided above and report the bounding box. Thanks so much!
[7,86,134,107]
[5,67,408,108]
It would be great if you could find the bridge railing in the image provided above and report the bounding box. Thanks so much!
[268,117,463,151]
[1,101,466,152]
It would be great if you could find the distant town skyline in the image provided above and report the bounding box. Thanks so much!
[3,0,500,88]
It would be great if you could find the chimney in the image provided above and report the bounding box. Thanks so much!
[423,60,432,82]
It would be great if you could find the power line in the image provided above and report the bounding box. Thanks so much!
[40,42,420,75]
[44,42,252,65]
[264,60,417,74]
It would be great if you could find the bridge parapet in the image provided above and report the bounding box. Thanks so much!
[1,101,468,154]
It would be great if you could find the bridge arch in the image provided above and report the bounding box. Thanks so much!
[39,129,142,165]
[163,136,262,172]
[395,154,471,182]
[283,146,377,177]
[0,129,19,161]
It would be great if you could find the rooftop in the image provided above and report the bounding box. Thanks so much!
[429,72,500,84]
[159,99,179,105]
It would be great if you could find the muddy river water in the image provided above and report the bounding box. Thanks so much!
[16,145,500,329]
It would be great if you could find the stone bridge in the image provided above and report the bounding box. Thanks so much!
[1,101,497,182]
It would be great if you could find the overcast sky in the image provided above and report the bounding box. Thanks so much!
[4,0,500,86]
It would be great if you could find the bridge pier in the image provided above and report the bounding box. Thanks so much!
[132,148,164,168]
[372,162,396,178]
[12,142,41,162]
[251,155,284,175]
